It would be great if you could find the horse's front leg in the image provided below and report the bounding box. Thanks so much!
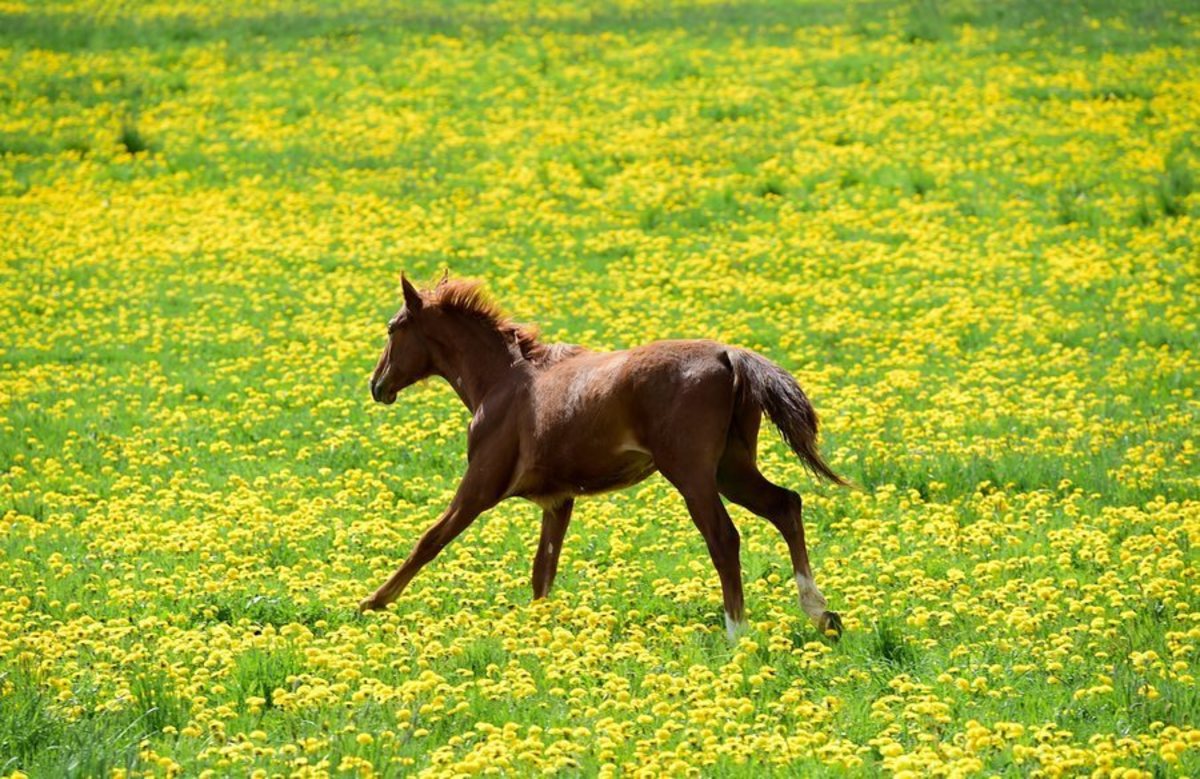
[532,499,573,600]
[358,469,501,612]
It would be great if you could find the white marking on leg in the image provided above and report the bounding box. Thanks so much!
[548,543,554,555]
[795,573,828,621]
[725,611,747,641]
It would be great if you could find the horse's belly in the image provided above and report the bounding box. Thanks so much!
[520,451,656,503]
[571,453,657,494]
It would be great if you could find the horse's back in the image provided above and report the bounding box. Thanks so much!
[534,338,733,413]
[527,339,738,453]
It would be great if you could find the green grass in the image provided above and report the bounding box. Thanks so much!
[2,0,1199,776]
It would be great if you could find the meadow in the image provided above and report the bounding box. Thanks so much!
[2,0,1199,775]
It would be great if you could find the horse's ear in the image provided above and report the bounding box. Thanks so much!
[437,268,449,288]
[401,273,423,313]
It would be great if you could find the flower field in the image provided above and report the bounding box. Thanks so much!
[2,0,1199,776]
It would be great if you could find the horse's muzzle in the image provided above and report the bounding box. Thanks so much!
[369,377,396,405]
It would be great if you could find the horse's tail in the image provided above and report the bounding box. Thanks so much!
[728,349,848,486]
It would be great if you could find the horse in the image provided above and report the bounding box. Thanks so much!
[360,274,848,640]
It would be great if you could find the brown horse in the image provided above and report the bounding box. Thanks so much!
[361,275,847,639]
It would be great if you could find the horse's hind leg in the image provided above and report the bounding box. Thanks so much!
[681,483,746,641]
[649,369,748,639]
[717,438,843,638]
[656,461,747,640]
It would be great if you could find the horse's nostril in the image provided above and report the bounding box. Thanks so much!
[369,378,379,402]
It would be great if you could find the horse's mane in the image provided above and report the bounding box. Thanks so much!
[430,279,584,367]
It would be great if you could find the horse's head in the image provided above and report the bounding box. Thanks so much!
[370,274,435,405]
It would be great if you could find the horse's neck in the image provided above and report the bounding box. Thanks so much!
[430,322,526,413]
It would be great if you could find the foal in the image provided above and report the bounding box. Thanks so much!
[361,275,847,639]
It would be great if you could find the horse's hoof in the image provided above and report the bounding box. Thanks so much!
[358,595,384,613]
[818,611,844,641]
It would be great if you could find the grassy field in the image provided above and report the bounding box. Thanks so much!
[2,0,1199,775]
